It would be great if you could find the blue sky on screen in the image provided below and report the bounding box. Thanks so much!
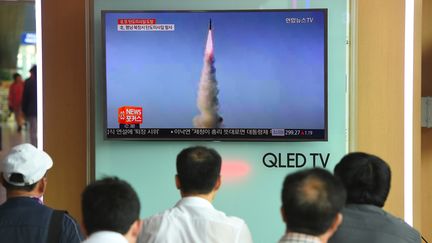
[105,10,326,129]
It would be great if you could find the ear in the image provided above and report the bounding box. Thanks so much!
[130,219,143,238]
[332,213,343,231]
[124,219,143,243]
[280,206,287,223]
[36,177,48,195]
[175,175,181,190]
[214,176,221,191]
[327,213,343,236]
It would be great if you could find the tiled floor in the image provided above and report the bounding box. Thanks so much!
[0,118,31,204]
[0,120,30,159]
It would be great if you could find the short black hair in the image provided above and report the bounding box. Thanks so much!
[334,152,391,207]
[282,168,346,236]
[2,173,37,192]
[12,73,21,81]
[81,177,140,235]
[29,65,37,75]
[176,146,221,194]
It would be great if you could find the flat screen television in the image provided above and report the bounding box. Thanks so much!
[102,9,327,141]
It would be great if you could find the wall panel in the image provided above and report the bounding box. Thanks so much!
[42,0,87,224]
[355,0,422,231]
[356,0,405,218]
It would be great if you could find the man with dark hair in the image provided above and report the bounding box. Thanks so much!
[280,168,346,243]
[329,152,420,243]
[139,146,253,243]
[22,65,38,145]
[0,143,84,243]
[82,177,143,243]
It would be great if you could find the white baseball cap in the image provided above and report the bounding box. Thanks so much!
[1,143,53,186]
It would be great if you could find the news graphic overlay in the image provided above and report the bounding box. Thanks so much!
[118,106,143,129]
[103,10,327,140]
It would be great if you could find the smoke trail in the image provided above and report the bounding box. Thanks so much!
[193,29,223,128]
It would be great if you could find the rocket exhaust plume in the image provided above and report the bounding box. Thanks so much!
[193,19,223,128]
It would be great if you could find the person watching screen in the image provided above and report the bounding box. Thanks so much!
[81,177,143,243]
[138,146,253,243]
[329,152,421,243]
[279,168,346,243]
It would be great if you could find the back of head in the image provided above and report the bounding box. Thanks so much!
[81,177,140,235]
[282,168,346,236]
[12,73,21,81]
[334,152,391,207]
[29,65,37,77]
[1,143,53,192]
[176,146,221,194]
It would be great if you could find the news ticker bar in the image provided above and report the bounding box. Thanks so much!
[106,128,325,140]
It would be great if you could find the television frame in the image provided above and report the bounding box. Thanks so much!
[101,9,328,142]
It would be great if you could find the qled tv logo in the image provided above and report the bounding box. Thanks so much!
[262,152,330,168]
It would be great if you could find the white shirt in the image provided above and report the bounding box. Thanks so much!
[139,197,253,243]
[82,231,129,243]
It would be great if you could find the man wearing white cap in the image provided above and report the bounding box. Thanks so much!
[0,143,84,243]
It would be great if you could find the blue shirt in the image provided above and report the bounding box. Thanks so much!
[0,197,84,243]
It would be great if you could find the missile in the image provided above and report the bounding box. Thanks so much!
[205,19,214,58]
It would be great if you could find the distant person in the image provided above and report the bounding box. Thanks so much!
[139,146,253,243]
[8,73,25,132]
[279,168,346,243]
[82,177,143,243]
[22,65,38,146]
[0,143,84,243]
[329,152,421,243]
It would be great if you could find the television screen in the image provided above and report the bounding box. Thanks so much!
[103,9,327,141]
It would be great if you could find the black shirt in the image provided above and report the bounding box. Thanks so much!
[22,77,37,118]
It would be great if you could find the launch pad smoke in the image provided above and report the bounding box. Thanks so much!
[193,20,223,128]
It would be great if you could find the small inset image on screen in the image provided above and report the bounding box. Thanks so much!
[103,9,327,141]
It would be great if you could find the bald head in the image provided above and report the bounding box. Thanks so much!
[282,168,346,236]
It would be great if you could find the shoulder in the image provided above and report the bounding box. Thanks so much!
[213,209,248,227]
[339,205,420,242]
[212,212,252,242]
[381,211,420,238]
[61,212,84,242]
[142,207,175,228]
[62,212,81,231]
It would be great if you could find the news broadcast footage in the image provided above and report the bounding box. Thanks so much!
[103,10,327,140]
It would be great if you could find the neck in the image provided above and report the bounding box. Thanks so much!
[124,233,136,243]
[7,190,41,199]
[181,191,216,203]
[318,236,327,243]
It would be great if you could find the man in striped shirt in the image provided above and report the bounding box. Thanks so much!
[279,169,346,243]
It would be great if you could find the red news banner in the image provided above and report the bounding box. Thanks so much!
[117,18,175,31]
[118,106,143,125]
